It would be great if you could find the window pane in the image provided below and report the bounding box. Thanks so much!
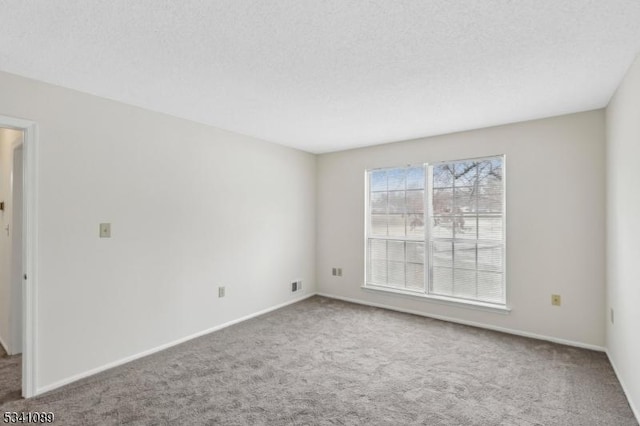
[433,164,454,188]
[432,267,453,295]
[432,241,452,267]
[388,261,405,287]
[371,170,387,192]
[453,242,476,270]
[388,240,405,262]
[406,190,424,214]
[452,268,476,299]
[477,271,504,303]
[369,239,387,259]
[454,161,477,187]
[388,169,405,190]
[431,217,453,239]
[432,187,453,215]
[453,216,477,239]
[478,217,502,240]
[371,191,387,214]
[478,186,502,213]
[368,239,387,285]
[406,242,424,264]
[367,166,427,290]
[406,263,424,290]
[406,167,425,190]
[427,156,505,306]
[407,214,424,237]
[477,243,502,272]
[477,160,503,213]
[369,259,387,285]
[371,214,387,236]
[478,159,502,183]
[388,191,405,214]
[406,189,425,237]
[388,214,405,236]
[454,186,475,213]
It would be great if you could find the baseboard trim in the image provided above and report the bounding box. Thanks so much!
[606,350,640,423]
[36,292,317,396]
[317,292,606,352]
[0,333,10,355]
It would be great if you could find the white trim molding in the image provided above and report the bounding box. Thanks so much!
[606,351,640,423]
[0,114,39,398]
[0,333,9,355]
[361,284,511,314]
[318,292,605,352]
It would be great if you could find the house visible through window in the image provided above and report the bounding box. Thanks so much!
[365,156,505,307]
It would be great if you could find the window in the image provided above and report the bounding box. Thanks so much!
[365,156,505,307]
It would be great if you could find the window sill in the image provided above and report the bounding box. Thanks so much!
[360,284,511,315]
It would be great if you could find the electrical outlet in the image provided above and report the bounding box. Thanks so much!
[290,280,303,293]
[610,308,614,324]
[551,294,561,306]
[332,268,337,276]
[218,286,225,298]
[99,223,111,238]
[337,268,343,277]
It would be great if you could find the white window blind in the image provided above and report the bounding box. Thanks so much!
[428,157,505,304]
[365,156,505,306]
[366,166,426,291]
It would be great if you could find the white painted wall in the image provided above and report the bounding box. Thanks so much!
[0,71,316,391]
[0,128,23,354]
[0,66,618,399]
[606,53,640,418]
[317,111,606,347]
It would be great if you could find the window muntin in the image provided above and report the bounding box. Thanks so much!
[365,156,505,306]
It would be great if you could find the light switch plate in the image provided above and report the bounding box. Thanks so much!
[99,223,111,238]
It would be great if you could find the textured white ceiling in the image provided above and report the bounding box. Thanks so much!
[1,1,640,153]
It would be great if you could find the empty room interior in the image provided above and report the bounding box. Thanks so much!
[1,1,639,425]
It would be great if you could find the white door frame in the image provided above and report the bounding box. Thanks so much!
[0,114,38,398]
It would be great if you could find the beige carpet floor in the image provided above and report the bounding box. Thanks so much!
[0,344,21,406]
[0,296,637,425]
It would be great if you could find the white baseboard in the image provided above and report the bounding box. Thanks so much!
[317,292,606,352]
[606,350,640,423]
[36,292,317,395]
[0,333,9,355]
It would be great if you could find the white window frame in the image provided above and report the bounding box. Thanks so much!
[363,155,509,314]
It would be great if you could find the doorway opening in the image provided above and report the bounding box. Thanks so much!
[0,115,37,399]
[0,128,24,403]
